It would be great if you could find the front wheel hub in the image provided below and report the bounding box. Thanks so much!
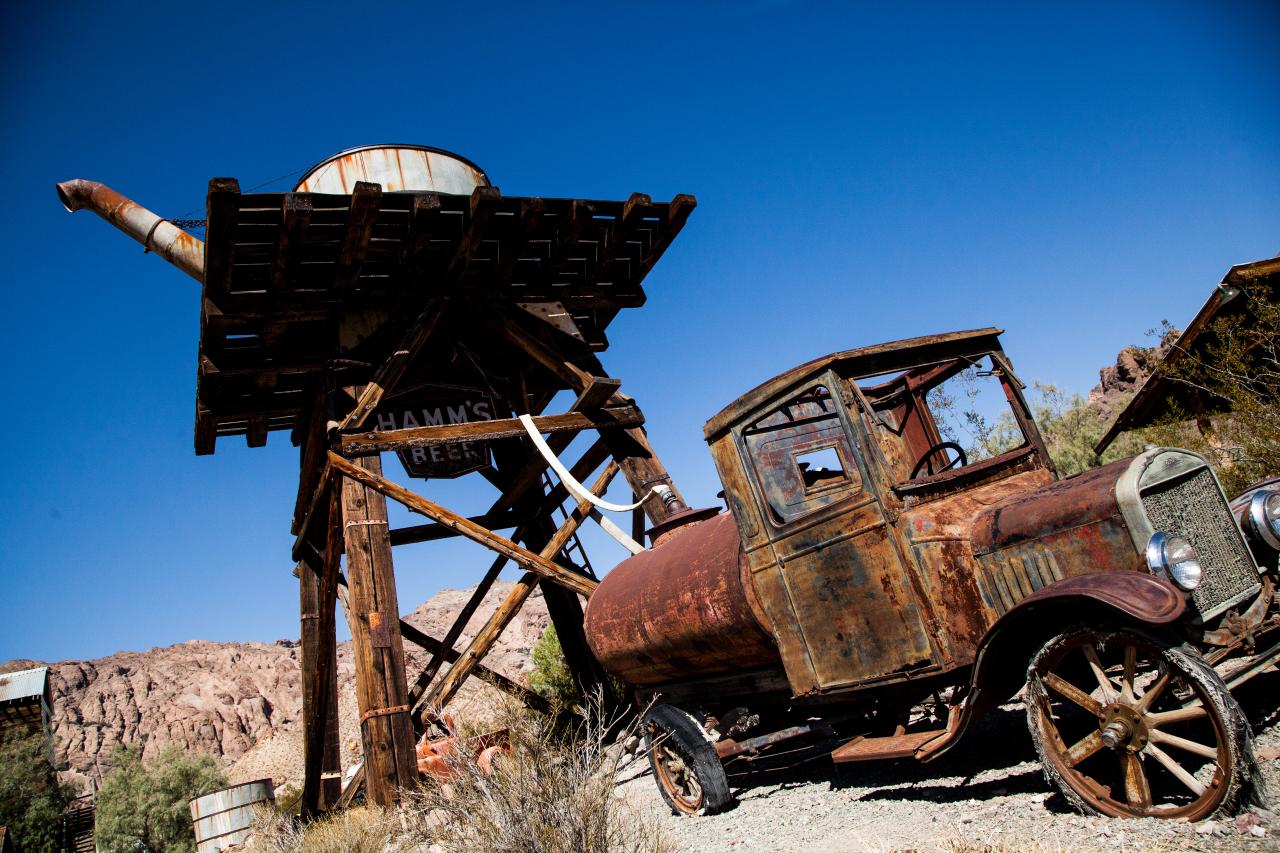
[1101,704,1149,753]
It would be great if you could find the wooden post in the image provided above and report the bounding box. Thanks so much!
[296,398,342,815]
[339,449,417,805]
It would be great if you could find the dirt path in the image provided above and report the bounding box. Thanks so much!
[618,672,1280,853]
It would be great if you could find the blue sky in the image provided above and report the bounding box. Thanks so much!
[2,2,1277,663]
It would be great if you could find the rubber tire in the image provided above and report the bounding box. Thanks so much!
[1024,626,1265,820]
[643,704,732,816]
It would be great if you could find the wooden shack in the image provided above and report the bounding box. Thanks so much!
[58,145,698,811]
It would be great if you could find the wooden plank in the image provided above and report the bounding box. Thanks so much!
[299,489,343,815]
[271,193,312,293]
[339,404,643,457]
[337,298,448,431]
[327,452,597,598]
[246,415,268,448]
[398,619,551,714]
[418,462,619,716]
[334,182,382,293]
[339,450,416,805]
[203,178,241,304]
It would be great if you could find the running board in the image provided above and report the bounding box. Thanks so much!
[831,729,945,763]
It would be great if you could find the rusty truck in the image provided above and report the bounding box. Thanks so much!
[584,327,1280,821]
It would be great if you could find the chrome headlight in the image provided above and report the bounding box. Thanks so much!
[1146,532,1203,591]
[1248,490,1280,550]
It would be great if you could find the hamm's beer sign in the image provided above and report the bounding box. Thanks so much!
[374,395,499,478]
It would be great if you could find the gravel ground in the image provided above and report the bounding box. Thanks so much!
[617,670,1280,853]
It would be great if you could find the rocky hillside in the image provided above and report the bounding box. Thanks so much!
[0,581,550,794]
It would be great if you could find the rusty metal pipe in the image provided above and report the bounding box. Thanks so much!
[56,179,205,282]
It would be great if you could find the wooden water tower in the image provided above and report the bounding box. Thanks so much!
[57,144,697,810]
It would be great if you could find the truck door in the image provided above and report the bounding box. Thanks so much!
[737,374,937,692]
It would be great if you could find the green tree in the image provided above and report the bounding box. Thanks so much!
[95,745,227,853]
[1023,383,1147,477]
[0,734,75,853]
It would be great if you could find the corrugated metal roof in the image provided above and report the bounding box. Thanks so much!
[0,666,48,703]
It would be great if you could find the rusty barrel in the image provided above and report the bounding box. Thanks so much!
[584,510,780,687]
[189,779,274,852]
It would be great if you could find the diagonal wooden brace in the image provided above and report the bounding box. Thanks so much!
[415,461,619,721]
[327,452,598,598]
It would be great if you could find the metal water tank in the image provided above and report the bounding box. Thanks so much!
[294,144,490,194]
[189,779,275,852]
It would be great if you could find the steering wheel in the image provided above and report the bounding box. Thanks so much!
[909,441,968,479]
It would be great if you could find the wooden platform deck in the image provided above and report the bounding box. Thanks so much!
[194,182,694,453]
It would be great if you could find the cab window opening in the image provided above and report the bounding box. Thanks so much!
[854,354,1031,484]
[743,385,862,524]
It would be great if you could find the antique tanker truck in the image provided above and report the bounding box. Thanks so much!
[584,327,1280,820]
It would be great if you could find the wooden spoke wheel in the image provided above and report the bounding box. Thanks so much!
[643,704,731,816]
[1026,627,1258,820]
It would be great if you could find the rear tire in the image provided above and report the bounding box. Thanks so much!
[643,704,732,816]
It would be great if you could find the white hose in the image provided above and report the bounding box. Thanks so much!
[518,414,659,513]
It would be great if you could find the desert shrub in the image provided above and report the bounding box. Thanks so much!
[250,804,403,853]
[95,744,227,853]
[529,624,582,707]
[0,734,75,853]
[407,691,671,853]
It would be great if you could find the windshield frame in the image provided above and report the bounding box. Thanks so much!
[844,349,1054,496]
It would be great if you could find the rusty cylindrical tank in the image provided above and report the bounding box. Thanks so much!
[583,511,780,687]
[294,144,490,194]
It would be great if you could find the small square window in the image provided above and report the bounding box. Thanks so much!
[796,446,847,491]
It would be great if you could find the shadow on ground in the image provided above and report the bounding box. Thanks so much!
[718,704,1070,810]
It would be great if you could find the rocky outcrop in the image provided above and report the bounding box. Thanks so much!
[1,581,550,794]
[1086,331,1177,421]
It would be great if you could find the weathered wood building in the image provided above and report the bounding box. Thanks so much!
[57,145,698,810]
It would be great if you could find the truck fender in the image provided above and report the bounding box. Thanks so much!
[921,572,1185,763]
[972,571,1184,706]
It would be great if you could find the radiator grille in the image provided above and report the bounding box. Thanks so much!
[1142,467,1258,619]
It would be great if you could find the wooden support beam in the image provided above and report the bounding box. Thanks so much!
[388,507,525,546]
[497,197,545,281]
[448,186,501,283]
[339,404,643,457]
[403,438,611,719]
[337,298,448,431]
[482,310,598,393]
[417,462,619,718]
[327,452,597,598]
[334,182,382,293]
[272,193,312,293]
[589,192,650,280]
[399,191,442,275]
[635,194,696,281]
[398,619,550,714]
[339,451,416,805]
[299,484,343,815]
[203,178,241,304]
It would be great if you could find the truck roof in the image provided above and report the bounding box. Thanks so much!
[703,327,1003,441]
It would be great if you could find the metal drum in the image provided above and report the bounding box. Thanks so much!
[189,779,274,852]
[294,144,490,194]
